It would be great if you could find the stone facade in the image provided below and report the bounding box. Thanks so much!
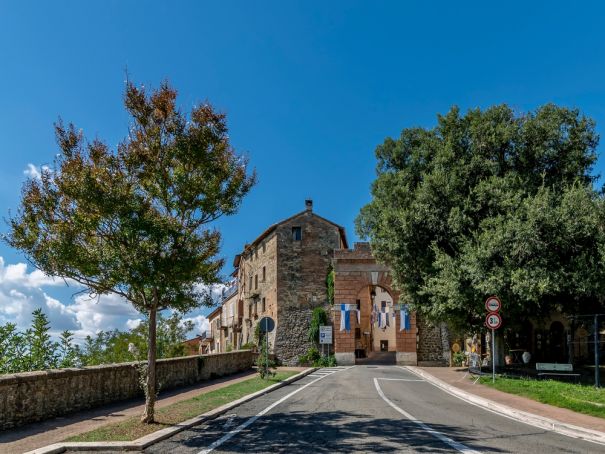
[0,351,254,430]
[417,317,449,366]
[239,231,279,349]
[274,204,345,364]
[214,200,346,365]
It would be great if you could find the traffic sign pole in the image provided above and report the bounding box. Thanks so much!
[484,297,502,384]
[492,328,495,383]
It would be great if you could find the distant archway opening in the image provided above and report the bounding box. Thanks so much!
[354,285,396,364]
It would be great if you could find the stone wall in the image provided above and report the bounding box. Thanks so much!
[417,317,449,365]
[0,350,254,430]
[274,306,315,365]
[274,207,344,365]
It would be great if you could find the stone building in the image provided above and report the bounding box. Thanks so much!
[201,306,222,354]
[207,200,449,366]
[212,200,347,365]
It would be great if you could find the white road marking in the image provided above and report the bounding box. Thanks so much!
[373,378,482,454]
[197,367,351,454]
[400,366,605,448]
[222,414,237,430]
[376,377,425,382]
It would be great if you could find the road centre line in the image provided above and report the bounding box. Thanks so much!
[376,378,425,382]
[373,378,481,454]
[197,367,351,454]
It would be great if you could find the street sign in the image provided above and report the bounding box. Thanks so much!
[319,325,332,344]
[485,296,501,313]
[258,316,275,333]
[485,312,502,330]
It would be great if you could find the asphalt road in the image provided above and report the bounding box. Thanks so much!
[140,366,605,454]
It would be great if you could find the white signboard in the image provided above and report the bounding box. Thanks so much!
[319,325,332,344]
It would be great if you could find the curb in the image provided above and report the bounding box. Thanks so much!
[25,368,317,454]
[405,366,605,446]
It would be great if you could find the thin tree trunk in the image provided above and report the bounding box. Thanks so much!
[141,299,157,423]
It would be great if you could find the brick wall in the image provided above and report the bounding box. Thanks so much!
[0,350,254,430]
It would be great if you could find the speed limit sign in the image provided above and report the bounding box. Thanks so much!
[485,312,502,330]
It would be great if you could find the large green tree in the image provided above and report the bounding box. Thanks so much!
[6,81,255,422]
[357,104,605,330]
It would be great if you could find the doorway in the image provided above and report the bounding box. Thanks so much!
[380,340,389,352]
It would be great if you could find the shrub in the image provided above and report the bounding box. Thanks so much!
[298,347,321,366]
[256,333,276,379]
[308,308,329,344]
[313,355,336,367]
[452,351,466,367]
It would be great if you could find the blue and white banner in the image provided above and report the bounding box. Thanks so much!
[339,304,358,332]
[400,305,411,332]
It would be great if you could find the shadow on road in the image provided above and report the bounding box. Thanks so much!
[178,410,511,453]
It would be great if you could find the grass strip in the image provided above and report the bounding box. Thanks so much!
[479,376,605,419]
[67,371,297,442]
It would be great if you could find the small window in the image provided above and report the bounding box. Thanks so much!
[255,274,258,290]
[255,249,258,259]
[249,276,253,291]
[292,226,302,241]
[381,301,387,309]
[248,303,253,317]
[262,297,266,312]
[355,328,361,339]
[262,266,266,282]
[263,242,266,253]
[356,299,361,311]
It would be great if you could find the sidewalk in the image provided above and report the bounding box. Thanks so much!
[0,367,305,454]
[417,366,605,433]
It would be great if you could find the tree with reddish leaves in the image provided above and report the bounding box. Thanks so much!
[6,80,255,423]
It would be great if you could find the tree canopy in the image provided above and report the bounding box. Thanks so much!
[6,80,255,422]
[357,104,605,330]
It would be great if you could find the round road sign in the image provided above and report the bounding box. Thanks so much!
[485,296,501,313]
[485,312,502,330]
[258,316,275,333]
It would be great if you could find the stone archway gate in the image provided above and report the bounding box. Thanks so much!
[331,242,417,366]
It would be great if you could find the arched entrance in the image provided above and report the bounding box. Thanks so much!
[355,285,397,364]
[331,242,417,366]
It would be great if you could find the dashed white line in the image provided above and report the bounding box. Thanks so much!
[373,377,481,454]
[376,377,425,382]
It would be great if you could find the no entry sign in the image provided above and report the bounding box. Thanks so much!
[485,296,501,313]
[485,312,502,330]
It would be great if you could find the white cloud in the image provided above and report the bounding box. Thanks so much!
[126,318,142,330]
[0,256,229,342]
[0,258,70,288]
[182,314,210,335]
[0,257,136,339]
[23,163,50,180]
[195,282,227,304]
[69,293,139,337]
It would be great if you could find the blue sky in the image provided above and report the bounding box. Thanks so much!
[1,1,605,339]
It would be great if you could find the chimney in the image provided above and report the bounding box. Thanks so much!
[305,199,313,211]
